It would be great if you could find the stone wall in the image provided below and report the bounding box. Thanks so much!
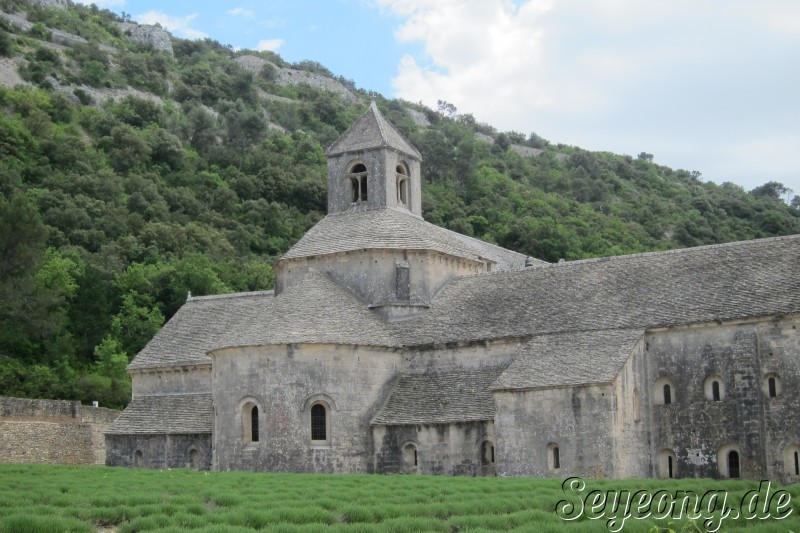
[645,315,800,481]
[494,384,616,477]
[373,421,495,476]
[611,338,650,478]
[105,433,211,469]
[131,365,211,397]
[211,343,403,473]
[0,396,119,465]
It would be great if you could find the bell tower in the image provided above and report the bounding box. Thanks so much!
[325,102,422,216]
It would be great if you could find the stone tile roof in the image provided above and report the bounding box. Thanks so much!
[210,270,400,351]
[371,368,505,425]
[281,207,529,271]
[106,393,211,434]
[325,101,422,160]
[408,234,800,345]
[130,234,800,377]
[492,329,644,391]
[128,291,273,370]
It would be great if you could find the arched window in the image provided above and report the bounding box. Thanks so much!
[654,377,674,405]
[658,449,677,479]
[784,445,800,477]
[134,449,143,467]
[704,374,725,401]
[396,163,409,206]
[348,163,367,203]
[548,443,560,470]
[189,448,200,470]
[727,450,740,478]
[311,403,327,442]
[762,373,781,398]
[718,444,741,478]
[241,401,260,444]
[403,442,418,469]
[481,441,495,465]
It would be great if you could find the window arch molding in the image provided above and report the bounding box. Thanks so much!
[762,372,781,398]
[238,396,263,445]
[476,436,495,466]
[653,376,675,405]
[658,448,677,479]
[346,160,368,203]
[186,445,203,470]
[784,444,800,477]
[396,161,410,207]
[302,394,336,446]
[704,374,725,401]
[547,442,561,471]
[717,443,741,478]
[401,440,419,470]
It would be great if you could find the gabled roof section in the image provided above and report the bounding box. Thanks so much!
[128,291,274,370]
[106,393,211,435]
[281,207,529,270]
[210,270,399,350]
[409,234,800,345]
[371,367,505,426]
[492,329,644,391]
[325,101,422,160]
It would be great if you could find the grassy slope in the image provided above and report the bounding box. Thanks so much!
[0,465,798,532]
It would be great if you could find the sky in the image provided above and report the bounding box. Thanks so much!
[76,0,800,195]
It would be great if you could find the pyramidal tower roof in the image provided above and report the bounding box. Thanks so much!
[325,101,422,160]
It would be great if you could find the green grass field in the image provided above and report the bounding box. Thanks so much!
[0,465,798,532]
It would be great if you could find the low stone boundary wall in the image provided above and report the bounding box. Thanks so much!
[0,396,119,465]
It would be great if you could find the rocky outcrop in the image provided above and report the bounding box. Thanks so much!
[27,0,69,9]
[405,107,431,127]
[116,22,173,56]
[234,55,359,104]
[510,145,544,157]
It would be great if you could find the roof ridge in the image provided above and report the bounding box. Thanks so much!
[188,290,274,302]
[370,101,390,148]
[133,392,211,398]
[448,233,800,283]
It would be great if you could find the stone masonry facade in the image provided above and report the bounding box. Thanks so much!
[106,103,800,480]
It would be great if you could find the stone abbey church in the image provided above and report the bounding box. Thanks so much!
[107,103,800,481]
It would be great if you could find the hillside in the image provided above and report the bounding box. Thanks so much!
[0,0,797,407]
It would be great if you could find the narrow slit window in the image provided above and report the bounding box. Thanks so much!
[663,384,672,405]
[553,446,560,469]
[712,381,721,401]
[251,405,259,442]
[668,455,674,479]
[795,451,799,476]
[768,377,777,398]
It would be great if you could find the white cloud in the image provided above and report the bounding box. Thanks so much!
[256,38,284,52]
[377,0,800,190]
[227,7,255,19]
[134,11,207,39]
[73,0,125,7]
